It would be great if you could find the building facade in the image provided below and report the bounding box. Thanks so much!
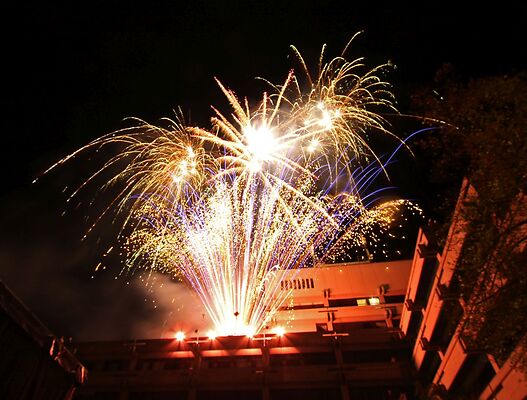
[70,181,527,400]
[0,281,86,400]
[73,260,415,400]
[400,181,527,399]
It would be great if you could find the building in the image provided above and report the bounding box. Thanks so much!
[73,260,415,400]
[274,259,411,334]
[400,181,527,399]
[0,281,86,400]
[73,231,527,398]
[64,181,527,399]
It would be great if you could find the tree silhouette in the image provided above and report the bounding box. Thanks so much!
[411,66,527,372]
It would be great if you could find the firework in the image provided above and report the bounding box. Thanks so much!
[45,35,420,336]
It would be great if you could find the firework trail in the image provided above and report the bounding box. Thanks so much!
[44,35,420,335]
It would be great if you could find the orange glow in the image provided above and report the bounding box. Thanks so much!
[207,330,217,340]
[272,326,286,337]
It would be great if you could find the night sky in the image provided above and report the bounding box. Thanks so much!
[2,2,526,341]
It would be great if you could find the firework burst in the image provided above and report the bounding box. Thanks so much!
[45,35,420,335]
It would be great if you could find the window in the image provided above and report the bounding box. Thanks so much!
[368,297,380,306]
[328,298,357,307]
[280,277,314,290]
[136,359,156,370]
[384,295,405,304]
[102,359,126,371]
[164,358,192,370]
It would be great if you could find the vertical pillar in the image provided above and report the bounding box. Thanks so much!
[261,344,270,400]
[187,388,197,400]
[262,385,271,400]
[333,336,349,400]
[340,384,350,400]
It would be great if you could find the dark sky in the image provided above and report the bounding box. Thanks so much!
[1,1,526,341]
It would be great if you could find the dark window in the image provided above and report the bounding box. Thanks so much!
[164,358,192,370]
[343,348,408,364]
[450,353,496,396]
[421,351,442,383]
[129,392,187,400]
[430,301,463,352]
[197,390,261,400]
[76,393,119,400]
[333,321,387,332]
[102,359,126,371]
[301,352,337,365]
[136,359,156,370]
[271,388,340,400]
[270,352,336,367]
[203,357,235,368]
[234,355,261,368]
[269,353,304,367]
[328,298,357,307]
[384,295,405,304]
[348,387,404,400]
[415,258,439,307]
[406,311,424,341]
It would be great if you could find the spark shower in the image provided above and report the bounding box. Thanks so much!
[45,35,421,336]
